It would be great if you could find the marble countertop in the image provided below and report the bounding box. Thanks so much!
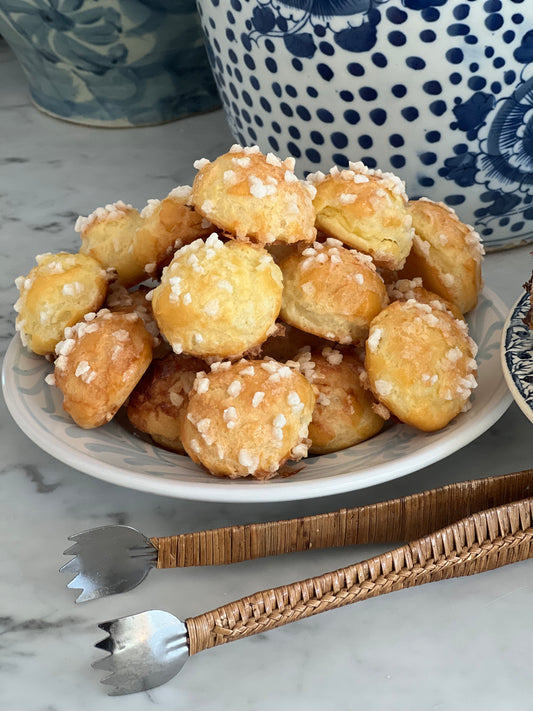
[2,38,533,711]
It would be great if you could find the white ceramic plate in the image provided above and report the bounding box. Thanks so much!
[501,290,533,425]
[2,288,512,503]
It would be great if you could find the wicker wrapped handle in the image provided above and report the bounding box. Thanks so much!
[151,469,533,568]
[185,496,533,655]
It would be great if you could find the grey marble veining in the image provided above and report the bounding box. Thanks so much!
[1,37,533,711]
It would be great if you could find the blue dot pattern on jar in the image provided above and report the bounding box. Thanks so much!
[198,0,532,249]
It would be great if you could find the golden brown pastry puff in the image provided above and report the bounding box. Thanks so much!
[76,200,144,287]
[398,198,484,314]
[49,309,153,429]
[386,277,465,321]
[279,238,389,345]
[190,145,316,245]
[105,283,162,349]
[309,162,413,270]
[14,251,107,356]
[133,186,213,279]
[151,234,283,359]
[296,347,386,454]
[181,358,316,479]
[365,300,478,431]
[127,353,206,453]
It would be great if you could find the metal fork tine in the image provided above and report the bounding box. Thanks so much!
[62,541,80,557]
[60,526,157,602]
[65,575,85,593]
[93,624,115,656]
[59,557,81,575]
[73,588,98,604]
[97,621,113,633]
[92,611,189,695]
[92,653,114,670]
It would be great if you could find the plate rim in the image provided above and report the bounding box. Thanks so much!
[500,289,533,425]
[2,286,513,503]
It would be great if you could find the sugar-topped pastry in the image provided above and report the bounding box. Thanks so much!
[105,282,162,349]
[49,309,153,429]
[133,186,213,279]
[364,299,478,431]
[398,198,484,314]
[77,200,144,287]
[127,353,206,453]
[279,238,389,345]
[296,347,386,454]
[386,277,464,321]
[190,145,316,245]
[11,144,485,481]
[151,234,283,359]
[309,162,413,270]
[180,358,316,479]
[14,251,108,356]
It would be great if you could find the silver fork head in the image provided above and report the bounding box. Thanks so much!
[93,610,189,695]
[60,525,157,603]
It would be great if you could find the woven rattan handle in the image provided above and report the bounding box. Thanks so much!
[185,496,533,655]
[151,469,533,568]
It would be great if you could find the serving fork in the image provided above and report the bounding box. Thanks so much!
[62,468,533,603]
[62,469,533,694]
[92,473,533,694]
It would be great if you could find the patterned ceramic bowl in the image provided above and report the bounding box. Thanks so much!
[196,0,533,251]
[0,0,220,126]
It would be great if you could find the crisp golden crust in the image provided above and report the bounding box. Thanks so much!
[181,358,316,478]
[133,186,213,279]
[12,145,486,482]
[127,353,206,453]
[77,201,144,287]
[398,198,484,314]
[105,283,161,347]
[151,235,283,358]
[51,310,153,429]
[14,252,108,356]
[297,347,385,454]
[365,300,478,431]
[310,162,413,270]
[279,239,389,344]
[386,277,465,321]
[190,146,316,245]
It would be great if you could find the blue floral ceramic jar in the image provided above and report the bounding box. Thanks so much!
[196,0,533,251]
[0,0,220,126]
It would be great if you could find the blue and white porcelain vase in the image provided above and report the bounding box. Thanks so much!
[0,0,221,126]
[196,0,533,251]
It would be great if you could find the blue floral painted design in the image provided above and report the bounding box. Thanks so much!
[248,0,389,57]
[0,0,220,126]
[246,0,457,60]
[278,1,376,15]
[452,92,495,134]
[439,28,533,238]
